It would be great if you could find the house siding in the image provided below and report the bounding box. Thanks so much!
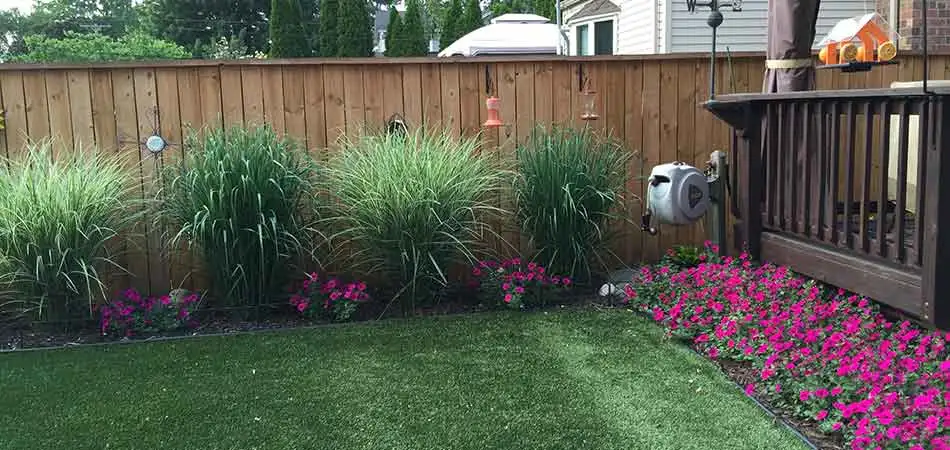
[618,0,656,53]
[667,0,870,53]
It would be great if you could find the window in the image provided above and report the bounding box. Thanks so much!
[576,24,589,56]
[572,18,615,55]
[593,20,614,55]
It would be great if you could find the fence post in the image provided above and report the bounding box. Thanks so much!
[922,96,950,329]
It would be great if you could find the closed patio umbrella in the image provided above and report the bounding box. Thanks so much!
[759,0,823,228]
[762,0,821,93]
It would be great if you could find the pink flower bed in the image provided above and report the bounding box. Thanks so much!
[289,272,370,322]
[471,258,572,309]
[99,288,200,337]
[624,243,950,450]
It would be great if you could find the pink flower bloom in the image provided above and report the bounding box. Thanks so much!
[744,384,755,395]
[296,302,307,312]
[503,293,512,303]
[799,390,811,402]
[816,410,828,421]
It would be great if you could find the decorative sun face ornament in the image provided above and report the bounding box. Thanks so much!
[145,135,167,154]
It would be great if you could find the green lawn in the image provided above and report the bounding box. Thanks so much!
[0,310,807,450]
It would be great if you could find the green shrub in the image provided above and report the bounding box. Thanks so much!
[158,125,312,315]
[0,141,139,323]
[14,31,191,63]
[515,125,632,284]
[324,127,503,310]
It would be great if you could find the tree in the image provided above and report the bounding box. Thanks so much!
[384,3,402,57]
[400,0,429,56]
[142,0,271,57]
[458,0,483,36]
[440,0,462,50]
[269,0,311,57]
[319,0,340,56]
[336,0,374,57]
[532,0,556,21]
[13,31,191,63]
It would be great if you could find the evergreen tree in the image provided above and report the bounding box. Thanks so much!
[384,3,403,57]
[440,0,462,49]
[532,0,556,21]
[458,0,483,36]
[319,0,340,56]
[336,0,374,57]
[144,0,271,57]
[269,0,311,57]
[401,0,429,56]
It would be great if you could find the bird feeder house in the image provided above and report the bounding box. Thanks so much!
[483,96,503,128]
[817,12,898,67]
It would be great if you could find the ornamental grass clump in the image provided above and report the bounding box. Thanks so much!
[324,127,503,311]
[0,141,139,323]
[626,242,950,450]
[515,125,632,284]
[158,125,312,315]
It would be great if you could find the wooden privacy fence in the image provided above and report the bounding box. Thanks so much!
[0,54,945,296]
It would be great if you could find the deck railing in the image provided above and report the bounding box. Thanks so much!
[706,88,950,329]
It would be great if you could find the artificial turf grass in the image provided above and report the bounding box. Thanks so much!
[0,310,809,450]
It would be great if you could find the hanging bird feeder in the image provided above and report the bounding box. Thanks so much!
[482,65,504,128]
[484,96,503,128]
[578,65,600,121]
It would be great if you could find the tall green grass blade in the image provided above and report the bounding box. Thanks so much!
[157,125,315,316]
[322,126,506,310]
[514,125,634,284]
[0,140,140,324]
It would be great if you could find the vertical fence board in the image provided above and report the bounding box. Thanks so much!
[534,61,553,130]
[322,66,346,151]
[1,71,27,155]
[498,62,518,255]
[198,67,223,131]
[155,68,186,291]
[220,67,244,129]
[440,63,461,137]
[133,68,166,295]
[624,61,645,263]
[46,71,73,152]
[282,66,307,147]
[657,60,679,254]
[241,67,265,127]
[676,60,698,246]
[362,65,384,130]
[641,60,662,261]
[66,70,94,150]
[342,66,364,136]
[401,64,423,128]
[303,66,328,155]
[22,71,50,143]
[421,64,442,129]
[381,65,405,124]
[176,68,202,135]
[90,70,116,153]
[552,63,573,126]
[262,66,286,136]
[458,64,481,136]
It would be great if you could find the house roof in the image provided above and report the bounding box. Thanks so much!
[570,0,620,22]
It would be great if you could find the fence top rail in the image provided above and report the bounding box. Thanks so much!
[0,52,764,71]
[0,50,945,71]
[706,87,950,106]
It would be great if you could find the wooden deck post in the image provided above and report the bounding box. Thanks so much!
[922,97,950,329]
[739,104,764,260]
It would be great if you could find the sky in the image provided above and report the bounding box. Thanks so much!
[0,0,34,13]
